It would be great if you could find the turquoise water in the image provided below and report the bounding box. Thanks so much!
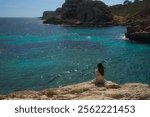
[0,18,150,94]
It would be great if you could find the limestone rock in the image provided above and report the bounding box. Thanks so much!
[1,81,150,100]
[125,9,150,43]
[105,81,121,89]
[125,32,150,43]
[145,26,150,32]
[43,0,114,26]
[42,11,57,20]
[126,25,142,33]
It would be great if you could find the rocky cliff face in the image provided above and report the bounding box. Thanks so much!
[110,0,150,43]
[42,11,57,19]
[127,9,150,28]
[125,9,150,43]
[42,8,62,20]
[43,0,113,26]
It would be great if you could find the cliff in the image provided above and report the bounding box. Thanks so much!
[43,0,114,26]
[126,8,150,27]
[110,0,150,25]
[110,0,150,42]
[0,81,150,100]
[125,8,150,43]
[110,0,150,18]
[42,11,57,20]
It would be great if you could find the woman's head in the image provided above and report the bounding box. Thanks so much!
[97,63,104,76]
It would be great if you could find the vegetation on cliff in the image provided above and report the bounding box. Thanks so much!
[110,0,150,42]
[125,8,150,42]
[110,0,150,18]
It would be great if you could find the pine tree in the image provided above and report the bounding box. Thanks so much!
[123,0,132,5]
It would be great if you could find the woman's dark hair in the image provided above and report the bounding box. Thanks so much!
[97,63,104,76]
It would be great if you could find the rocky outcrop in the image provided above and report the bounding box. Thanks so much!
[110,0,150,18]
[126,9,150,27]
[0,81,150,100]
[42,11,57,20]
[125,25,150,43]
[109,0,150,39]
[43,0,114,26]
[42,8,62,20]
[125,32,150,43]
[125,8,150,43]
[113,15,127,25]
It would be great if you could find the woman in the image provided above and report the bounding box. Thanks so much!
[94,63,105,84]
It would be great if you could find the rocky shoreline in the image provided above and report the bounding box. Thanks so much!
[125,32,150,43]
[0,81,150,100]
[42,0,150,43]
[125,8,150,43]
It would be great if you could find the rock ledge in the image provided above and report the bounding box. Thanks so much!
[1,81,150,100]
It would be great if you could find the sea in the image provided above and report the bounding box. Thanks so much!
[0,18,150,94]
